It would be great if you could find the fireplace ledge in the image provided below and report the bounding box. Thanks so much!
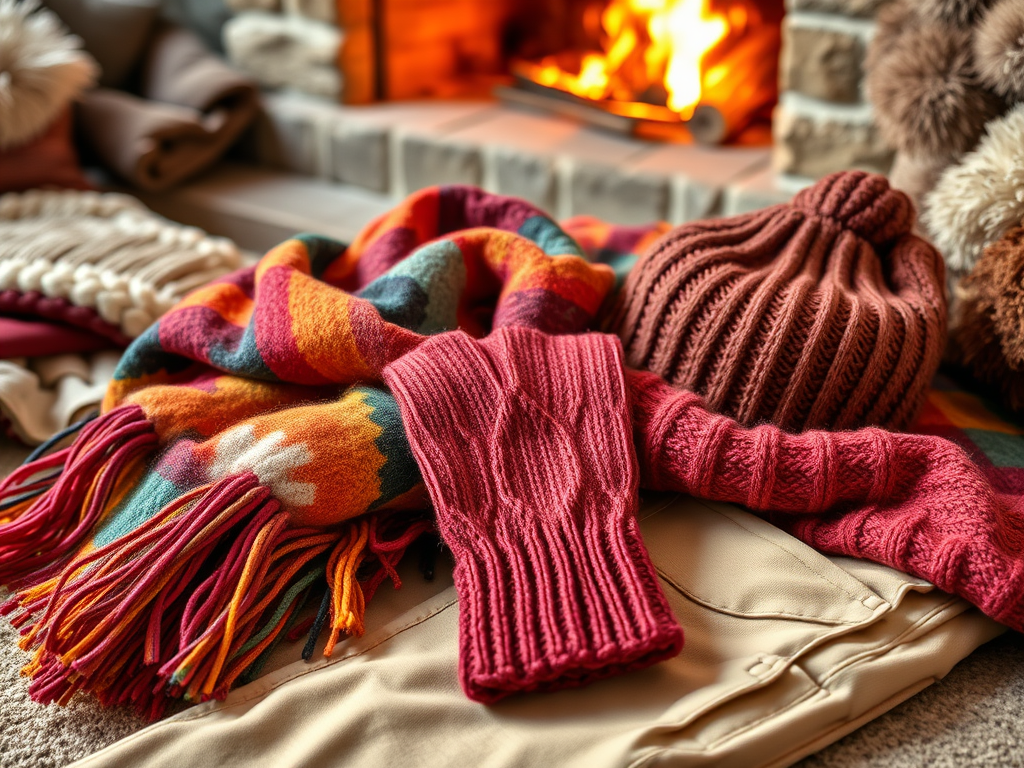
[237,90,796,227]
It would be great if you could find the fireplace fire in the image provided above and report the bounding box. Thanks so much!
[507,0,782,144]
[338,0,782,145]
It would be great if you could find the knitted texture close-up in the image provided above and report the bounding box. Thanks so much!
[628,369,1024,633]
[383,327,682,702]
[611,171,947,433]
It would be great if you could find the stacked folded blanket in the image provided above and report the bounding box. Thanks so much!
[2,172,1023,720]
[0,188,242,445]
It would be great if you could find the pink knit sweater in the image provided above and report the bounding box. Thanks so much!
[630,369,1024,632]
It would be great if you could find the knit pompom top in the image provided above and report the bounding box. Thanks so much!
[612,171,947,433]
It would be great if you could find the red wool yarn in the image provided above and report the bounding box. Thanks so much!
[630,369,1024,632]
[385,326,1024,704]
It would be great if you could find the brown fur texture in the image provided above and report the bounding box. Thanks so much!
[952,226,1024,413]
[974,0,1024,102]
[865,0,919,73]
[918,0,996,25]
[888,149,956,210]
[866,22,1003,157]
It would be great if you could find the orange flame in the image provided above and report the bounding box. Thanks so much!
[512,0,782,140]
[527,0,733,120]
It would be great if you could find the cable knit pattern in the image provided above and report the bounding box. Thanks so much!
[612,170,947,432]
[383,328,683,703]
[0,188,240,337]
[629,369,1024,632]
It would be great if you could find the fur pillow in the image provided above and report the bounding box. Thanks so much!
[0,0,97,151]
[924,103,1024,274]
[974,0,1024,102]
[0,0,98,191]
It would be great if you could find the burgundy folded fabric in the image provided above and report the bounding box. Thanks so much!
[0,317,114,358]
[383,327,683,703]
[0,292,132,348]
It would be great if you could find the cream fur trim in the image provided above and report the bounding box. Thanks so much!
[923,103,1024,274]
[0,0,98,150]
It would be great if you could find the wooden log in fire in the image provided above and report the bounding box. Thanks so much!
[502,21,779,145]
[684,26,779,144]
[497,77,770,145]
[495,82,641,135]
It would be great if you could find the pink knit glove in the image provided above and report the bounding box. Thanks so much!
[629,369,1024,631]
[383,327,683,703]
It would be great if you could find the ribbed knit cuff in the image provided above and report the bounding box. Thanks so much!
[383,327,682,703]
[452,512,682,702]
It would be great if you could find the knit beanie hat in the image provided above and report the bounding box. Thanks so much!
[612,171,947,433]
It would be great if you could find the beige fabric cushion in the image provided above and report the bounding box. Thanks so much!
[69,494,1004,768]
[0,352,118,445]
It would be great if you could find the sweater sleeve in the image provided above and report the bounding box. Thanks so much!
[629,368,1024,632]
[382,328,682,703]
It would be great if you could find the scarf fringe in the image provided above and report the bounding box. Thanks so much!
[324,520,370,655]
[0,407,433,718]
[0,405,156,584]
[1,471,392,718]
[323,514,436,653]
[297,512,435,659]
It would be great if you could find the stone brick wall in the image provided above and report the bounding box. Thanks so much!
[774,0,893,181]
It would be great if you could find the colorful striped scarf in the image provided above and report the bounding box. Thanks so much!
[0,186,665,716]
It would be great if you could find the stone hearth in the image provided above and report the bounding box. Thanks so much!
[207,0,897,237]
[231,91,791,229]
